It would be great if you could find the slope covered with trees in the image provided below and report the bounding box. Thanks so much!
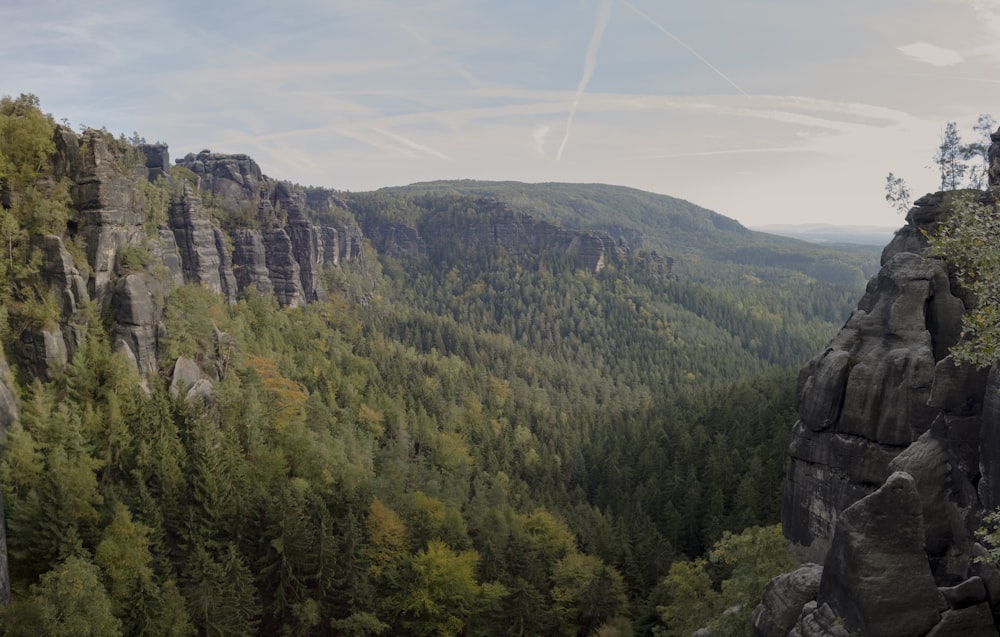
[0,94,882,636]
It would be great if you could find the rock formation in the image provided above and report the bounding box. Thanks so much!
[456,201,623,274]
[110,274,162,377]
[756,131,1000,635]
[167,184,238,304]
[58,129,148,303]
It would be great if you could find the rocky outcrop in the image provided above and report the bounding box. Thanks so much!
[759,173,1000,634]
[38,234,89,356]
[174,152,365,304]
[176,150,264,213]
[231,229,274,297]
[365,223,427,259]
[169,357,214,403]
[57,129,148,302]
[817,472,945,636]
[168,185,237,304]
[782,192,970,563]
[263,228,306,308]
[150,226,185,286]
[110,274,162,376]
[454,201,625,273]
[752,564,823,637]
[141,144,170,182]
[336,224,364,264]
[15,328,68,382]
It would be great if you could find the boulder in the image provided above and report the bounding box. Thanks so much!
[169,357,214,403]
[924,603,996,637]
[791,603,850,637]
[938,577,988,610]
[751,563,823,637]
[169,357,203,398]
[818,472,945,637]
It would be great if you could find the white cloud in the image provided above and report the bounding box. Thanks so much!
[532,125,551,156]
[897,42,965,66]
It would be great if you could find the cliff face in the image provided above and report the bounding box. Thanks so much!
[755,133,1000,636]
[445,199,627,274]
[14,132,627,384]
[7,134,370,383]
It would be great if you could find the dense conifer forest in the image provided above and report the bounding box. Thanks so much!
[0,94,882,636]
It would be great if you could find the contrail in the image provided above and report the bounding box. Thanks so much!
[372,127,450,160]
[557,0,614,161]
[620,0,750,97]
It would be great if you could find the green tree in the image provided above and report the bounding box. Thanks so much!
[652,558,718,637]
[0,94,56,189]
[550,553,628,637]
[182,544,261,637]
[396,540,502,637]
[94,502,194,636]
[963,113,997,189]
[706,525,795,637]
[650,525,793,637]
[1,383,104,582]
[935,121,967,190]
[884,172,911,214]
[4,555,122,637]
[926,192,1000,366]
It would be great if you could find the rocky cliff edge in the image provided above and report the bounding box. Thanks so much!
[754,130,1000,636]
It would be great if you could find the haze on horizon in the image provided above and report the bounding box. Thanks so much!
[2,0,999,228]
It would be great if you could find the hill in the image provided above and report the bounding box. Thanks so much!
[0,94,883,636]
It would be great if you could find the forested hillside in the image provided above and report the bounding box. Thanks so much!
[0,94,881,636]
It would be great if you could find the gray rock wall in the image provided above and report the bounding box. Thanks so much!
[168,185,237,304]
[760,169,1000,634]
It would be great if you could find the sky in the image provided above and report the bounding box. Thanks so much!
[2,0,999,229]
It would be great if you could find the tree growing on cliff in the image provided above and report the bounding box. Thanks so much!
[884,114,995,213]
[927,193,1000,367]
[884,172,911,214]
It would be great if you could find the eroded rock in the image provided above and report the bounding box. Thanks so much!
[110,274,161,376]
[751,563,823,637]
[818,472,944,637]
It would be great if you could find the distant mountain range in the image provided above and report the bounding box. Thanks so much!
[751,223,899,245]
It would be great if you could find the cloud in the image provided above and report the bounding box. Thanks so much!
[968,0,1000,60]
[532,125,551,156]
[897,42,964,66]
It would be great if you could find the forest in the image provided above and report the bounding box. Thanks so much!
[0,94,883,636]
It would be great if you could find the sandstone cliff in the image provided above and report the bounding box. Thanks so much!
[13,130,631,384]
[755,130,1000,636]
[7,133,370,383]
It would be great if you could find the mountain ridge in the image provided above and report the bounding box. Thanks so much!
[0,94,891,635]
